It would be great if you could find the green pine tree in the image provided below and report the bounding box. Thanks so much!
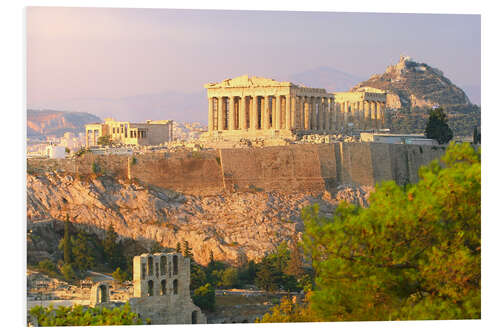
[72,230,94,271]
[285,234,304,277]
[302,142,480,321]
[63,215,72,264]
[102,225,125,270]
[424,107,453,144]
[182,240,193,259]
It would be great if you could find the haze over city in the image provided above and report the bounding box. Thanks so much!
[27,7,481,123]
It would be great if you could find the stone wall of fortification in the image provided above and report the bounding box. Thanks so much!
[129,151,223,195]
[27,143,447,195]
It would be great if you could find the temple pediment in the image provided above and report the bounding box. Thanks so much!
[204,75,294,88]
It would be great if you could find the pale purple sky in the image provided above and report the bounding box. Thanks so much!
[27,7,481,122]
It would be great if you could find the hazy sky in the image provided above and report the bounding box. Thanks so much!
[27,7,481,121]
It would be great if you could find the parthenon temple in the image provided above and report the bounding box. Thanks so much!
[204,75,387,139]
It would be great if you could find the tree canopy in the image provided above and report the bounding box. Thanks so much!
[425,107,454,144]
[260,142,480,322]
[29,303,145,326]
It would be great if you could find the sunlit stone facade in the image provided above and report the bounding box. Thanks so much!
[204,75,386,139]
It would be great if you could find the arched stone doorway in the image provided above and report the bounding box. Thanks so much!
[89,282,110,306]
[99,284,108,303]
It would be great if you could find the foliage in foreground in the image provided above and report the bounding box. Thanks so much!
[260,142,480,322]
[192,283,216,312]
[29,303,145,326]
[256,294,319,323]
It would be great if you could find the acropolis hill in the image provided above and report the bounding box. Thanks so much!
[27,57,471,265]
[27,142,446,265]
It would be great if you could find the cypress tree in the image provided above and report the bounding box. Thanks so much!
[182,240,193,259]
[209,250,215,265]
[424,107,453,144]
[63,215,72,264]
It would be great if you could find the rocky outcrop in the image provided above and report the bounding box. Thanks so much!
[352,55,472,109]
[27,172,372,265]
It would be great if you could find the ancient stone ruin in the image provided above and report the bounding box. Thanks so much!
[89,281,111,307]
[128,253,207,324]
[204,75,387,140]
[88,252,206,324]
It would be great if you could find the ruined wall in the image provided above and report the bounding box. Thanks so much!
[27,143,447,195]
[219,145,328,193]
[338,143,446,187]
[28,151,223,195]
[129,151,223,195]
[27,154,129,178]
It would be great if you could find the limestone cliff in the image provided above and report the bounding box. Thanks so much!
[27,172,372,265]
[352,56,472,109]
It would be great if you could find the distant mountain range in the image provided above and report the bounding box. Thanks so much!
[49,68,368,125]
[27,58,480,137]
[27,109,101,138]
[286,66,365,92]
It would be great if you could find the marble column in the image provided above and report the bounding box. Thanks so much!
[326,98,330,131]
[285,95,291,130]
[344,101,349,125]
[275,95,282,130]
[228,96,235,130]
[317,98,322,130]
[340,102,345,129]
[315,98,320,130]
[331,101,336,130]
[263,96,270,129]
[251,96,258,130]
[304,97,310,130]
[311,98,317,130]
[240,96,247,130]
[334,103,339,130]
[371,101,377,128]
[363,100,370,129]
[327,98,333,131]
[351,101,356,122]
[291,96,297,129]
[311,97,316,130]
[380,102,386,128]
[324,98,329,130]
[318,98,323,130]
[375,102,381,129]
[217,97,224,131]
[324,98,330,131]
[297,97,303,129]
[208,97,214,132]
[339,103,344,129]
